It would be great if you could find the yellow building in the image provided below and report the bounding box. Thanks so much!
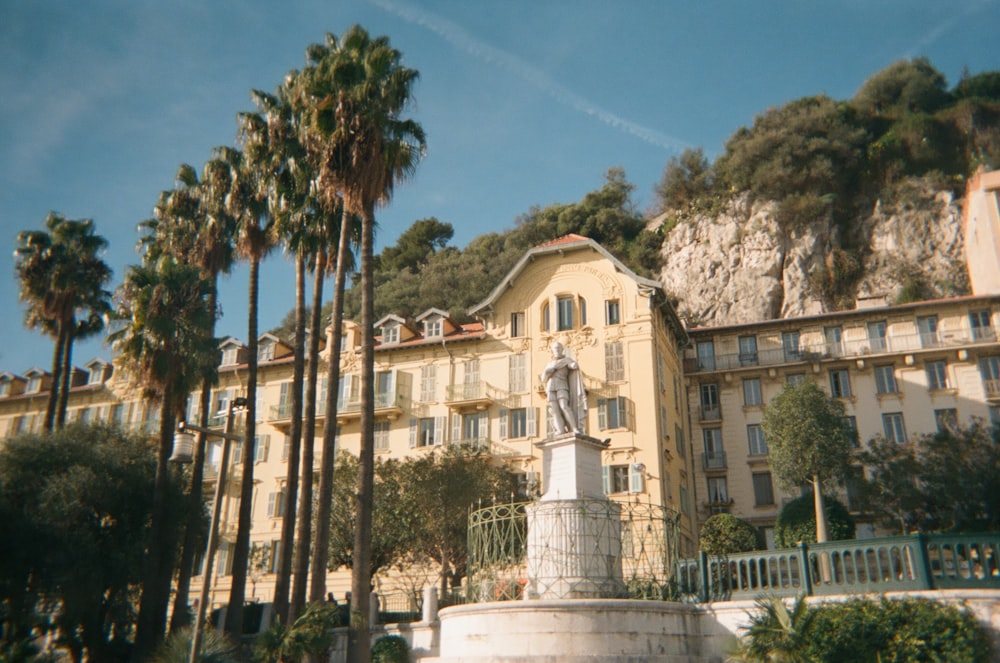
[685,295,1000,546]
[0,234,694,606]
[5,232,998,604]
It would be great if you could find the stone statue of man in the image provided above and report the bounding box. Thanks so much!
[541,341,587,435]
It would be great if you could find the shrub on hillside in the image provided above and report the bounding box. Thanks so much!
[774,494,855,548]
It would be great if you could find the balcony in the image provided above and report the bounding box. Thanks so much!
[685,324,1000,374]
[445,381,504,411]
[701,451,727,471]
[985,379,1000,401]
[335,390,408,423]
[269,399,328,427]
[447,436,524,459]
[698,405,721,422]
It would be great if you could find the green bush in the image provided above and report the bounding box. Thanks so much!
[774,494,855,548]
[372,634,410,663]
[803,597,992,662]
[739,596,992,662]
[699,513,761,555]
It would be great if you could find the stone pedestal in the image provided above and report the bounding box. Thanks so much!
[525,433,624,599]
[536,432,607,502]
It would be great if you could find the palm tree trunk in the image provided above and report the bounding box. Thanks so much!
[132,391,176,661]
[272,255,307,623]
[56,323,75,428]
[226,256,260,638]
[170,286,220,632]
[311,212,352,603]
[348,208,376,663]
[292,248,326,617]
[43,323,67,432]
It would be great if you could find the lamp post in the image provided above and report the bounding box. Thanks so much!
[171,397,246,663]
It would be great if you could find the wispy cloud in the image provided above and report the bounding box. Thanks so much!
[903,0,997,58]
[369,0,689,153]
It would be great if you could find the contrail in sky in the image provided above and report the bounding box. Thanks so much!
[903,0,996,58]
[370,0,689,153]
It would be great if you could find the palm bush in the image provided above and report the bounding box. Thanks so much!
[153,627,241,663]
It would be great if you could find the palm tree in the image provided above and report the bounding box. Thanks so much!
[250,80,320,624]
[140,162,238,633]
[110,256,217,661]
[218,130,278,637]
[295,25,425,662]
[14,213,112,431]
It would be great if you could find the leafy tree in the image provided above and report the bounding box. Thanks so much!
[699,513,760,555]
[762,381,854,543]
[402,447,521,595]
[109,256,217,659]
[14,213,112,432]
[856,435,923,534]
[852,58,951,120]
[376,217,454,272]
[327,453,416,579]
[916,421,1000,532]
[653,147,715,215]
[0,423,196,662]
[774,494,855,548]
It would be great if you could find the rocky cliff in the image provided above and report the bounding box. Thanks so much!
[655,177,969,327]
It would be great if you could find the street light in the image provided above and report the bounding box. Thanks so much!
[170,396,247,663]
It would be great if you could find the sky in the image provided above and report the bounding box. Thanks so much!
[2,0,1000,375]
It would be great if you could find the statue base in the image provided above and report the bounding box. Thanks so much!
[526,433,624,599]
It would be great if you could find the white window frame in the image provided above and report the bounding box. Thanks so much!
[882,412,907,443]
[829,369,851,398]
[874,365,897,394]
[605,299,620,325]
[742,378,762,406]
[747,424,767,456]
[926,360,949,390]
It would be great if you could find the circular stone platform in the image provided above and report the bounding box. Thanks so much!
[433,599,716,663]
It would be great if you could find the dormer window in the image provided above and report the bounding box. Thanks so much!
[88,368,104,385]
[0,382,10,397]
[383,325,399,345]
[221,346,239,366]
[424,319,442,338]
[259,343,275,362]
[26,377,42,393]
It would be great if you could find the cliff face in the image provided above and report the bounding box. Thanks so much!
[656,179,968,327]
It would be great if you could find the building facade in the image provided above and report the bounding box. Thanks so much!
[0,234,695,607]
[684,295,1000,546]
[4,233,999,604]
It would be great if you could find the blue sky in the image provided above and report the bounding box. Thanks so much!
[2,0,999,375]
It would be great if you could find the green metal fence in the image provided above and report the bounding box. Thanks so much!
[676,532,1000,602]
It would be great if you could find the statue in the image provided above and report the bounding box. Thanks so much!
[541,341,587,435]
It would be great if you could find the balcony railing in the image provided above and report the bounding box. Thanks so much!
[686,325,999,373]
[985,379,1000,400]
[698,405,721,422]
[447,436,523,458]
[676,532,1000,603]
[336,390,409,420]
[445,381,504,408]
[269,399,328,421]
[701,451,727,470]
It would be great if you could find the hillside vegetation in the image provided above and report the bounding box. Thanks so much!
[274,59,1000,336]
